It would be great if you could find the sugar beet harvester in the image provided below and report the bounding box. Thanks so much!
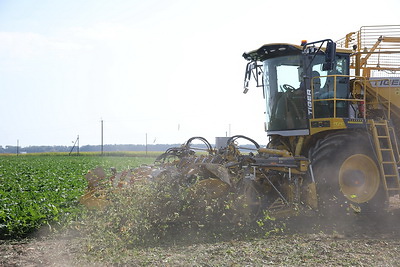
[82,25,400,221]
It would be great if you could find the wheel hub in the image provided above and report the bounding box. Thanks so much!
[338,154,380,203]
[341,170,366,188]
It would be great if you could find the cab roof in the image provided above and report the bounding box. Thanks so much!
[242,43,352,61]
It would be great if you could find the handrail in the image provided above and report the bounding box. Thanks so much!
[336,25,400,77]
[311,75,398,120]
[311,75,367,119]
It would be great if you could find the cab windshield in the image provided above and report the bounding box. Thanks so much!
[263,55,308,134]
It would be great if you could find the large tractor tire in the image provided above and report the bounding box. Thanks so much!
[309,131,385,218]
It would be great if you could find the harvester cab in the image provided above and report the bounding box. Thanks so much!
[242,39,352,137]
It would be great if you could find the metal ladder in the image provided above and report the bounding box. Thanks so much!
[370,120,400,199]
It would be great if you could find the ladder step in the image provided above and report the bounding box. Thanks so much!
[370,120,400,197]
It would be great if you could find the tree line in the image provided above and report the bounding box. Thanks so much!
[0,144,182,154]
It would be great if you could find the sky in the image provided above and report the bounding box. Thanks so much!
[1,0,400,147]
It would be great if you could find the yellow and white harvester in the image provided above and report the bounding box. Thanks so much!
[82,25,400,221]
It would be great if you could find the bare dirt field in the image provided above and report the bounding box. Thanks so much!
[2,214,400,266]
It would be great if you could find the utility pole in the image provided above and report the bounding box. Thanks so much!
[101,119,104,156]
[16,139,19,156]
[145,133,148,156]
[69,135,80,156]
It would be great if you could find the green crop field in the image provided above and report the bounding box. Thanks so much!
[0,154,156,238]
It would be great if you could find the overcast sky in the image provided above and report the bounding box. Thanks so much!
[1,0,400,147]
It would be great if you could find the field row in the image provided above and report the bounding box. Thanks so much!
[0,155,155,238]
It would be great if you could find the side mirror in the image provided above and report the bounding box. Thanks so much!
[243,61,262,94]
[323,41,336,71]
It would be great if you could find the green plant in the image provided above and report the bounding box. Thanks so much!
[0,155,155,238]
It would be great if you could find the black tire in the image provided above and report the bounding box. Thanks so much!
[309,130,385,219]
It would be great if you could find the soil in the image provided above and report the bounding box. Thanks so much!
[2,214,400,266]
